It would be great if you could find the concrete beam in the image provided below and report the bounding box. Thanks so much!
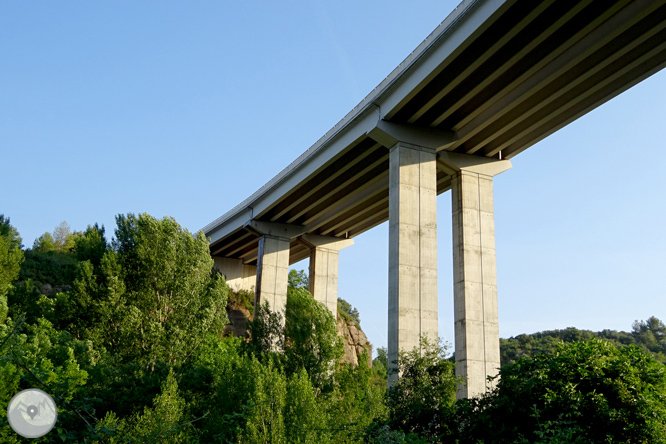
[437,151,512,176]
[450,155,510,399]
[213,257,257,293]
[298,234,354,251]
[298,234,354,318]
[368,120,457,152]
[244,220,305,239]
[388,142,439,385]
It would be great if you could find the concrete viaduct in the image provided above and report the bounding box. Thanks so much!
[203,0,666,398]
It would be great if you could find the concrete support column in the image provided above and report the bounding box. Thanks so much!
[439,152,511,399]
[388,142,439,382]
[298,234,354,318]
[255,234,291,319]
[245,220,305,320]
[452,171,500,399]
[213,257,257,293]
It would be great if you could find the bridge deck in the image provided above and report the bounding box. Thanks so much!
[204,0,666,264]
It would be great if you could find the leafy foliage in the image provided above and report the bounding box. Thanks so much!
[501,318,666,366]
[245,302,285,357]
[338,297,361,327]
[72,224,108,269]
[2,214,665,443]
[285,369,330,444]
[288,268,309,290]
[0,216,23,323]
[385,337,459,441]
[284,286,343,391]
[126,368,191,443]
[106,213,229,367]
[228,288,255,312]
[327,353,387,443]
[33,221,76,254]
[373,346,388,380]
[459,338,666,444]
[0,215,22,250]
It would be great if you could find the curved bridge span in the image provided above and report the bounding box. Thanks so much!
[203,0,666,397]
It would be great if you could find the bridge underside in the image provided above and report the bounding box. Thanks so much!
[210,0,666,265]
[206,0,666,398]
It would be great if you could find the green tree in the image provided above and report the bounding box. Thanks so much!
[72,223,108,269]
[373,346,388,379]
[338,297,361,326]
[284,286,343,391]
[288,268,309,289]
[33,232,56,253]
[101,213,229,367]
[53,221,76,252]
[246,302,285,357]
[127,368,191,443]
[285,369,331,444]
[327,353,387,443]
[0,216,23,323]
[238,358,287,444]
[459,339,666,444]
[385,337,458,441]
[0,215,21,249]
[0,317,101,443]
[32,221,76,254]
[500,320,666,367]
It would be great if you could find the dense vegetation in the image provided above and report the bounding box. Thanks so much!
[500,318,666,366]
[1,214,665,443]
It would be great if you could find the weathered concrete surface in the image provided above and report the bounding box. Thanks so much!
[213,257,257,293]
[388,142,439,384]
[444,153,511,399]
[299,234,354,319]
[255,235,291,322]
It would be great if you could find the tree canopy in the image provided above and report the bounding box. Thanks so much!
[459,339,666,443]
[1,212,665,443]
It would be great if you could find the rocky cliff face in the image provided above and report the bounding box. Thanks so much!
[224,306,252,338]
[337,315,372,368]
[224,305,372,367]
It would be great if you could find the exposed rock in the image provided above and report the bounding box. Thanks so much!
[224,307,252,337]
[40,283,53,295]
[337,314,372,367]
[223,303,372,368]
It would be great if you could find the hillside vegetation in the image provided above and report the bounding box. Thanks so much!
[1,213,665,443]
[501,318,666,366]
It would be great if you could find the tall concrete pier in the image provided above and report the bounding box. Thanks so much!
[387,142,439,382]
[441,153,511,398]
[204,0,666,398]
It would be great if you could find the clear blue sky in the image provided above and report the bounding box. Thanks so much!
[2,1,665,355]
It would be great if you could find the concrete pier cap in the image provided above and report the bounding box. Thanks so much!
[243,220,305,239]
[367,120,458,152]
[436,151,512,176]
[297,233,354,251]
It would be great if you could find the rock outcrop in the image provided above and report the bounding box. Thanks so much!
[224,307,252,337]
[337,315,372,367]
[224,303,372,368]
